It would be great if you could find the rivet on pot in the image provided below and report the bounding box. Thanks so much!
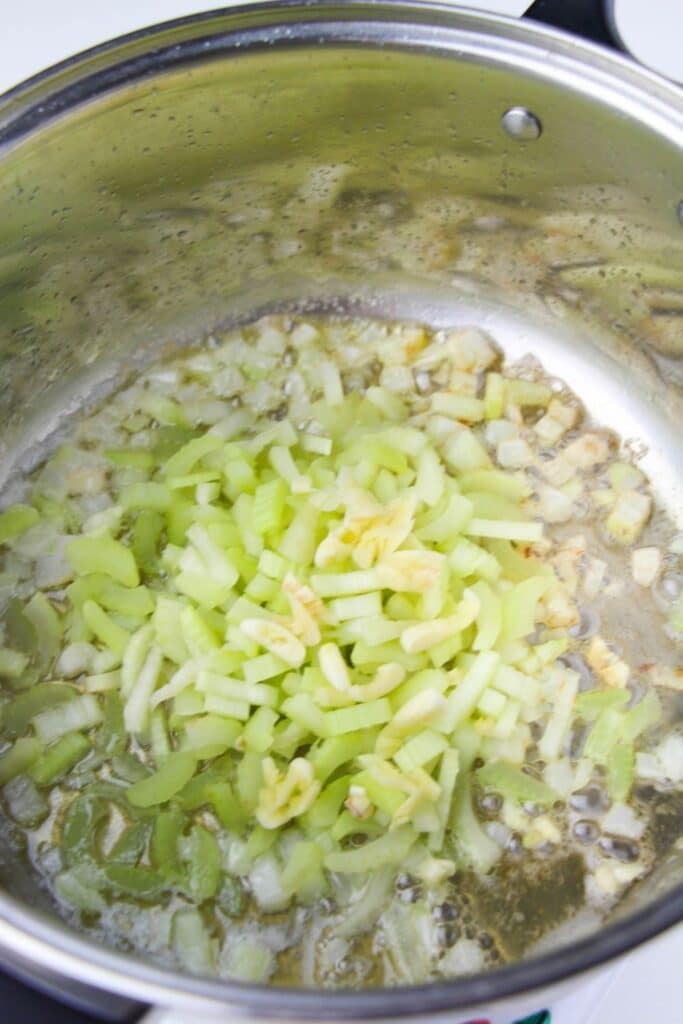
[501,107,542,141]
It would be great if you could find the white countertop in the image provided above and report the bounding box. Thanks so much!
[2,2,682,1022]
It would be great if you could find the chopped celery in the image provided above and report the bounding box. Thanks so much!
[0,504,40,544]
[311,729,379,782]
[33,694,102,745]
[172,908,216,974]
[607,741,635,802]
[127,751,197,807]
[477,761,557,805]
[441,652,500,733]
[82,600,130,657]
[500,577,550,641]
[180,715,241,758]
[0,737,42,785]
[280,840,325,898]
[467,519,543,543]
[393,729,448,774]
[3,683,76,738]
[29,733,91,785]
[621,691,662,742]
[185,824,222,900]
[68,535,139,588]
[325,698,392,736]
[324,826,415,873]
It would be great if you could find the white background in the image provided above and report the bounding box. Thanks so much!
[1,2,682,1022]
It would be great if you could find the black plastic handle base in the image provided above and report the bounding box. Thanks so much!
[524,0,617,50]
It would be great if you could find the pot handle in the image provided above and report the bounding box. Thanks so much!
[522,0,618,50]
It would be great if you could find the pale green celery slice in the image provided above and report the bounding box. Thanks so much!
[440,652,500,733]
[324,825,416,873]
[33,694,102,745]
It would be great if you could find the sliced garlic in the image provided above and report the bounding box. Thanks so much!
[585,635,630,689]
[256,756,321,829]
[240,619,306,668]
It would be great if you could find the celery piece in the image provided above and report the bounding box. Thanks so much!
[180,716,241,759]
[223,937,274,983]
[186,824,222,900]
[121,624,154,697]
[252,479,287,536]
[68,535,139,588]
[325,698,392,736]
[607,741,635,802]
[244,574,280,603]
[301,774,353,832]
[477,688,507,718]
[441,651,500,733]
[621,691,662,743]
[340,439,408,476]
[242,653,288,685]
[278,504,319,566]
[416,494,473,543]
[390,668,449,710]
[329,592,383,622]
[163,433,222,480]
[310,568,383,598]
[166,498,194,546]
[99,584,155,618]
[204,695,251,721]
[442,430,491,473]
[282,693,329,737]
[450,774,501,873]
[95,692,126,755]
[245,826,278,863]
[429,747,460,852]
[469,492,527,522]
[281,840,325,899]
[477,760,557,804]
[583,708,624,763]
[180,606,220,656]
[0,737,42,785]
[324,825,415,873]
[575,689,630,721]
[29,733,91,785]
[449,538,501,583]
[484,372,505,420]
[466,519,543,543]
[55,869,106,914]
[0,647,29,680]
[429,632,463,669]
[3,683,76,738]
[500,577,550,642]
[153,598,191,665]
[352,769,404,817]
[150,707,171,765]
[432,393,484,423]
[82,600,130,657]
[538,671,578,761]
[24,592,63,673]
[150,808,185,879]
[104,864,165,899]
[335,617,405,648]
[331,809,381,843]
[168,471,221,490]
[127,751,197,808]
[485,539,552,581]
[460,470,529,502]
[310,729,378,782]
[172,908,215,975]
[175,572,232,610]
[109,820,153,866]
[243,706,279,753]
[257,550,290,581]
[120,483,173,512]
[33,694,102,745]
[106,448,155,471]
[0,504,39,545]
[414,446,445,508]
[236,750,263,811]
[506,379,552,407]
[123,643,163,735]
[471,581,502,652]
[393,729,448,774]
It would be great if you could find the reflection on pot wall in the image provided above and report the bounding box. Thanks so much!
[0,34,682,471]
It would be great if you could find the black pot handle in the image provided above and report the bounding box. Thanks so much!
[523,0,619,51]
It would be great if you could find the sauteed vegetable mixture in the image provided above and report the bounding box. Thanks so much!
[0,316,681,985]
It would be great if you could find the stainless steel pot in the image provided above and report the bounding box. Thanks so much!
[0,3,681,1021]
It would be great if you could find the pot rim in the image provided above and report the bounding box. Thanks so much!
[0,2,681,1014]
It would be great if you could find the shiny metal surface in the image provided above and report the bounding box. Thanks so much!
[0,1,681,1018]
